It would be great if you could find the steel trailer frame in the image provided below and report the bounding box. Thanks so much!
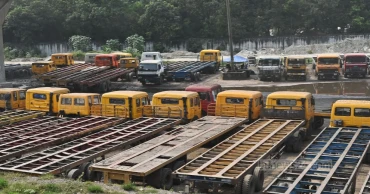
[359,171,370,194]
[0,117,180,176]
[0,110,44,126]
[263,127,370,194]
[168,61,217,81]
[55,66,110,87]
[174,119,305,193]
[90,116,247,187]
[0,116,124,163]
[37,63,91,85]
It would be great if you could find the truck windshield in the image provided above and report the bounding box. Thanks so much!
[139,63,158,71]
[346,56,366,63]
[288,59,305,65]
[318,58,338,64]
[258,59,280,66]
[97,57,112,61]
[0,93,11,100]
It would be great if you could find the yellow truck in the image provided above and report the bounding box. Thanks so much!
[262,91,327,151]
[31,61,56,75]
[26,87,70,115]
[119,58,139,76]
[111,52,133,59]
[316,54,341,80]
[143,91,201,123]
[51,53,75,67]
[0,88,26,111]
[199,49,222,73]
[284,55,308,81]
[207,90,263,121]
[58,93,101,117]
[91,91,150,119]
[330,100,370,128]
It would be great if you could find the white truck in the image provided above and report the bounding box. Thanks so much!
[257,56,284,81]
[137,52,165,85]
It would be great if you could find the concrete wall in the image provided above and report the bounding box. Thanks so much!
[31,34,370,56]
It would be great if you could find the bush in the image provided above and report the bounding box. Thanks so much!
[0,178,8,190]
[105,39,121,51]
[122,183,137,191]
[39,183,61,193]
[69,35,93,52]
[87,184,104,193]
[187,38,203,53]
[73,50,85,61]
[126,34,145,53]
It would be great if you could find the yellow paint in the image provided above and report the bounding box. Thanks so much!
[0,88,27,110]
[330,100,370,127]
[26,87,70,114]
[58,93,101,116]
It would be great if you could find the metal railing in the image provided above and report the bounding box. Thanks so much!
[90,104,129,118]
[207,103,249,118]
[261,105,306,120]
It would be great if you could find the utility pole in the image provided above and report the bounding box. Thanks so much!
[0,0,13,83]
[225,0,234,71]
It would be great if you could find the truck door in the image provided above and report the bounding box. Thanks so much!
[194,97,201,119]
[19,90,26,109]
[12,91,18,108]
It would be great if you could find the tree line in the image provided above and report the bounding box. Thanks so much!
[4,0,370,46]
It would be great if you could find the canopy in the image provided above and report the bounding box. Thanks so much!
[222,55,248,63]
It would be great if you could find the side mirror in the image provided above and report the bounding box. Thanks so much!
[158,65,161,69]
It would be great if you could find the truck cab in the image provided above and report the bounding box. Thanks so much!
[85,53,100,64]
[330,100,370,128]
[316,54,341,80]
[185,84,222,116]
[285,55,307,81]
[262,91,321,142]
[208,90,263,121]
[58,93,101,117]
[343,53,369,78]
[95,54,120,67]
[51,53,74,67]
[257,56,284,81]
[31,61,56,75]
[120,58,139,76]
[0,88,26,111]
[199,50,222,73]
[91,91,149,119]
[137,60,165,85]
[141,52,162,61]
[26,87,70,115]
[143,91,201,123]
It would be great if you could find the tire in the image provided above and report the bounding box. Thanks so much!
[147,168,173,190]
[79,162,91,180]
[292,133,303,153]
[67,169,82,180]
[314,117,324,130]
[253,167,264,192]
[141,81,147,86]
[192,115,199,122]
[286,131,303,153]
[172,160,186,185]
[241,174,255,194]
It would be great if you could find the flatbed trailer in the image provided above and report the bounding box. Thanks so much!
[37,63,90,86]
[174,119,305,193]
[55,66,110,87]
[0,116,124,163]
[168,61,217,81]
[0,117,179,180]
[263,127,370,194]
[164,61,193,81]
[360,171,370,193]
[0,110,44,126]
[5,64,31,80]
[78,68,134,92]
[90,116,247,189]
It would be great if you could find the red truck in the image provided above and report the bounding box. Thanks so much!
[185,84,222,116]
[95,54,120,67]
[343,53,369,78]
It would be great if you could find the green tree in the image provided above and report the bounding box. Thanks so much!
[68,35,92,52]
[124,34,145,57]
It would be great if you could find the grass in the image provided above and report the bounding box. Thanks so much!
[39,183,62,193]
[0,178,8,190]
[87,184,104,193]
[122,183,137,191]
[40,173,55,180]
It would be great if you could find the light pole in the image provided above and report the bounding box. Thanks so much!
[225,0,234,71]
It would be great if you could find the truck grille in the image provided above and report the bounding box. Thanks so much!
[287,69,305,73]
[318,69,337,73]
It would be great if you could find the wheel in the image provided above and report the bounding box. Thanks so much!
[172,160,186,185]
[99,82,108,93]
[192,115,199,122]
[126,72,133,82]
[147,168,173,190]
[241,174,255,194]
[201,110,207,116]
[141,81,147,86]
[253,167,264,192]
[286,131,303,153]
[292,133,303,153]
[79,162,91,180]
[67,169,82,180]
[314,117,324,130]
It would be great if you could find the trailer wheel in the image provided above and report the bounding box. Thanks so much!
[172,160,185,185]
[79,162,91,179]
[192,115,199,122]
[241,174,255,194]
[67,169,82,180]
[314,117,324,130]
[253,167,264,192]
[160,168,173,190]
